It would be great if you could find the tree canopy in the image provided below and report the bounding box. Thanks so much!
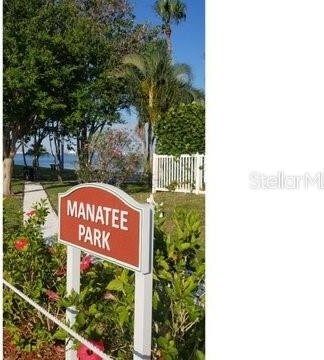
[155,102,205,156]
[3,0,158,193]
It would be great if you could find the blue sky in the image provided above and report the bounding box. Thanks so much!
[132,0,205,90]
[121,0,205,127]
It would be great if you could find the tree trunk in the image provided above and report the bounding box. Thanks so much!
[32,133,37,170]
[77,125,89,169]
[59,122,64,171]
[22,143,28,167]
[51,122,63,183]
[76,125,90,183]
[146,86,156,186]
[49,135,58,165]
[146,122,153,186]
[3,128,17,195]
[164,25,172,55]
[3,156,14,196]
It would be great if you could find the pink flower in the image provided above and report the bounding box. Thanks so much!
[46,290,60,301]
[103,292,116,301]
[112,149,122,156]
[80,255,93,272]
[14,237,29,251]
[77,340,105,360]
[26,210,36,217]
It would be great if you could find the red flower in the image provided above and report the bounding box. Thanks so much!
[77,340,105,360]
[14,238,29,251]
[46,290,60,301]
[26,210,36,217]
[80,255,93,272]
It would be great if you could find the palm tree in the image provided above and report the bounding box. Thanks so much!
[121,40,196,181]
[154,0,186,55]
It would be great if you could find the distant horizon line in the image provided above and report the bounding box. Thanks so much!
[15,151,77,155]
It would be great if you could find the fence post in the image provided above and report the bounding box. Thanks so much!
[152,154,158,193]
[195,153,201,194]
[66,246,81,360]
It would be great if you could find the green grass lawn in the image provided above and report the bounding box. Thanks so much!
[42,181,205,241]
[13,164,77,182]
[3,180,24,234]
[4,164,74,234]
[42,180,79,212]
[8,165,205,240]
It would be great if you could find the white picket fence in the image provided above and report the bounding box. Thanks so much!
[152,153,205,194]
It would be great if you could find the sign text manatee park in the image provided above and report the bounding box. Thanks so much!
[59,183,153,273]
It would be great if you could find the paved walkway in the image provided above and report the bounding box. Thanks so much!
[23,182,58,242]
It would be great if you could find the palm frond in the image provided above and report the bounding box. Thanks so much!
[122,54,147,76]
[170,0,186,23]
[155,0,186,24]
[122,39,199,132]
[154,0,171,23]
[172,63,193,84]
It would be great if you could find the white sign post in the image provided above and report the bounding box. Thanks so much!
[58,184,154,360]
[133,203,154,360]
[66,246,80,360]
[134,272,153,360]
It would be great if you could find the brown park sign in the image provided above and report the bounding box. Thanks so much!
[58,183,152,273]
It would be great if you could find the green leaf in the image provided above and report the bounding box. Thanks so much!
[53,328,67,341]
[158,269,173,282]
[107,279,124,292]
[76,312,86,327]
[89,303,97,316]
[195,350,205,360]
[119,269,129,284]
[118,307,129,326]
[179,242,191,251]
[158,259,169,270]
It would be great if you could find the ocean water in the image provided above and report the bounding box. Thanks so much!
[14,153,78,170]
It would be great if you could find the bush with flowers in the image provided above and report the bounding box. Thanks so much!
[3,199,67,351]
[62,206,205,359]
[76,128,144,186]
[4,199,205,359]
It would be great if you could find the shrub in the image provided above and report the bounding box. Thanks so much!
[77,128,144,185]
[64,206,205,359]
[151,208,205,360]
[4,201,205,359]
[3,200,67,351]
[155,102,205,156]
